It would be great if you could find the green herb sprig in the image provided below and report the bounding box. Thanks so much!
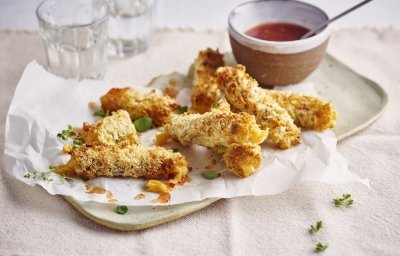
[176,106,188,115]
[24,171,53,182]
[134,117,153,132]
[93,107,110,117]
[315,242,328,253]
[211,102,217,109]
[309,220,323,234]
[333,194,354,207]
[57,125,84,146]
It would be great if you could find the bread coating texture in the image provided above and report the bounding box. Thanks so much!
[161,99,268,148]
[268,90,337,131]
[100,87,179,126]
[216,65,301,149]
[223,143,263,177]
[56,144,188,180]
[190,48,225,113]
[83,110,140,146]
[55,109,189,182]
[158,99,267,177]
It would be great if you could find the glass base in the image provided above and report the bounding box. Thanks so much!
[108,38,149,58]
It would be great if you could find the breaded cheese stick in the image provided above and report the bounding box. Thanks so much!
[157,99,267,177]
[216,65,301,149]
[55,144,188,180]
[100,87,179,126]
[190,48,225,113]
[83,110,140,146]
[268,90,337,131]
[159,99,268,148]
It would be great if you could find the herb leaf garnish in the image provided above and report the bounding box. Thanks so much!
[115,205,128,214]
[24,171,54,182]
[315,242,328,253]
[309,220,323,234]
[333,194,354,207]
[134,117,153,132]
[201,171,220,180]
[93,107,110,117]
[176,106,188,115]
[57,125,84,146]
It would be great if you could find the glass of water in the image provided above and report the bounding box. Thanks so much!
[107,0,155,57]
[36,0,109,80]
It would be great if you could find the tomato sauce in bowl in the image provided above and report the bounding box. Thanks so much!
[245,22,310,42]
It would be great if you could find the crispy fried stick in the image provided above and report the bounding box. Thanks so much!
[100,87,179,126]
[157,99,268,177]
[190,48,225,113]
[268,90,337,131]
[55,110,188,182]
[55,144,188,180]
[216,65,301,149]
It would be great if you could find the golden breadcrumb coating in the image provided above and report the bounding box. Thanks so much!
[223,143,263,177]
[55,144,188,180]
[157,99,267,177]
[268,90,337,131]
[100,87,179,126]
[190,48,225,113]
[216,65,301,149]
[56,109,189,184]
[83,110,140,146]
[160,99,268,148]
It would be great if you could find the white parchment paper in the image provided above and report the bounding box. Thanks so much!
[4,61,369,206]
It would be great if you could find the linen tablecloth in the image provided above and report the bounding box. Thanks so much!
[0,28,399,256]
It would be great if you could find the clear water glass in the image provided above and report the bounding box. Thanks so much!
[36,0,109,80]
[107,0,155,57]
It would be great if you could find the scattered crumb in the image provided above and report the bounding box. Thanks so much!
[211,159,217,165]
[88,102,97,110]
[205,165,211,169]
[188,167,193,172]
[105,191,113,199]
[134,193,146,200]
[63,144,73,154]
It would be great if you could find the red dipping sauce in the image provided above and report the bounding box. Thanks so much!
[245,22,310,42]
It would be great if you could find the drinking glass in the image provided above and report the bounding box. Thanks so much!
[36,0,109,80]
[107,0,155,57]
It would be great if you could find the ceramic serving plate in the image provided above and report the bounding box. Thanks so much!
[63,54,387,231]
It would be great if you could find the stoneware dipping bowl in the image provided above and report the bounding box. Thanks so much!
[229,0,331,86]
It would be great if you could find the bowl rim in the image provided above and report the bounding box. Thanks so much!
[228,0,330,47]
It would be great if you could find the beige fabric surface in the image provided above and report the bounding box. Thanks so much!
[0,29,399,256]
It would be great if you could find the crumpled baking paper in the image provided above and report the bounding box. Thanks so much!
[4,61,369,206]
